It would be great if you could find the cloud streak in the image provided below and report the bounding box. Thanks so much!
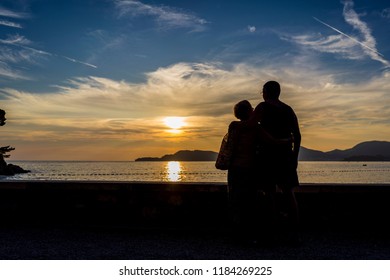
[0,20,22,28]
[0,6,97,80]
[312,0,389,68]
[0,34,97,70]
[115,0,208,32]
[285,1,389,68]
[0,7,29,19]
[313,17,384,58]
[342,0,389,67]
[62,55,98,69]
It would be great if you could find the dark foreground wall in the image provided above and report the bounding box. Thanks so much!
[0,181,390,232]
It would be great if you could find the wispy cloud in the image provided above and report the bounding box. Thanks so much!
[88,30,125,51]
[0,34,97,70]
[0,34,32,46]
[0,62,29,80]
[0,6,97,80]
[342,0,389,67]
[0,35,38,79]
[313,17,384,58]
[0,46,39,64]
[248,25,256,33]
[115,0,208,32]
[285,0,389,68]
[381,8,390,19]
[0,6,29,19]
[0,19,22,28]
[86,29,128,63]
[285,33,360,59]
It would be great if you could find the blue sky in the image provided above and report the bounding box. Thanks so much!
[1,0,390,160]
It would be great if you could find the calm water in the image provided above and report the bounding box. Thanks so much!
[2,161,390,184]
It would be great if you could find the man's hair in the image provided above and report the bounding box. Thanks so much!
[234,100,252,120]
[0,109,5,116]
[263,80,280,99]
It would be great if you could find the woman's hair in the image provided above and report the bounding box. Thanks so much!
[0,109,5,115]
[234,100,252,120]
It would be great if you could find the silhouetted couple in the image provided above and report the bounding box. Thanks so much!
[223,81,301,246]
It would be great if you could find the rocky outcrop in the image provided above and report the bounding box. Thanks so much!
[0,155,30,175]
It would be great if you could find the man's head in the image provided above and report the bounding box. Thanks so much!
[234,100,253,121]
[0,109,6,126]
[262,81,280,101]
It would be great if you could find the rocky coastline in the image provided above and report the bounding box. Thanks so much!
[0,155,30,176]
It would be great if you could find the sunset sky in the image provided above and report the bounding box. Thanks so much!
[1,0,389,161]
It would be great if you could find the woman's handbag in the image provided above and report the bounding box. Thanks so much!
[215,133,231,170]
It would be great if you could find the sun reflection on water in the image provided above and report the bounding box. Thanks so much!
[165,161,182,182]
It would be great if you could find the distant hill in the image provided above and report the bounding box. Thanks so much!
[299,141,390,161]
[135,141,390,161]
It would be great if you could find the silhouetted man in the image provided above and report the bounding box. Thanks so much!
[253,81,301,240]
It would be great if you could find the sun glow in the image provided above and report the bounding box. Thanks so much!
[163,117,186,130]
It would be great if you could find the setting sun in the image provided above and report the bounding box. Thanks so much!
[163,117,186,130]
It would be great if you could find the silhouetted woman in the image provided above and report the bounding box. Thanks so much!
[226,100,290,243]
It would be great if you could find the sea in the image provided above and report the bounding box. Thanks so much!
[2,161,390,184]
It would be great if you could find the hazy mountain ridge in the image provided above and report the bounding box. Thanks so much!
[135,141,390,161]
[299,141,390,161]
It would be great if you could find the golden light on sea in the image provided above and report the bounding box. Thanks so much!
[165,161,182,182]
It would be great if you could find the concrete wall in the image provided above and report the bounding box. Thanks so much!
[0,181,390,231]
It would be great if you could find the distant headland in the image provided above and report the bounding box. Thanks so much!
[135,150,218,162]
[135,141,390,162]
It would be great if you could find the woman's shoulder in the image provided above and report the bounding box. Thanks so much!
[229,120,240,128]
[229,121,244,133]
[229,120,254,134]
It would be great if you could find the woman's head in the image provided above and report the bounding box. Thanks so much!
[234,100,253,121]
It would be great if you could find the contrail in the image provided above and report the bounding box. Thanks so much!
[313,16,385,57]
[62,55,98,69]
[29,46,98,68]
[0,39,98,69]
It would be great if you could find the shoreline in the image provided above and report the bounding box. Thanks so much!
[5,160,390,185]
[1,179,390,188]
